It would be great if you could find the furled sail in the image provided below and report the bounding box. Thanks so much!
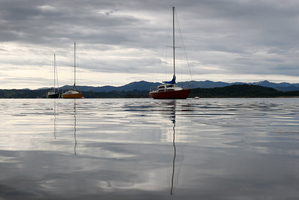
[163,75,176,84]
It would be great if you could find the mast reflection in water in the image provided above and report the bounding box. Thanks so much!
[53,100,58,139]
[51,99,78,155]
[170,102,177,195]
[73,100,77,155]
[159,100,190,196]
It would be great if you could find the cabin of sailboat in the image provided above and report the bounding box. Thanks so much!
[149,7,191,99]
[62,43,82,99]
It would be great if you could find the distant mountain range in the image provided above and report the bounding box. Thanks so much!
[41,80,299,92]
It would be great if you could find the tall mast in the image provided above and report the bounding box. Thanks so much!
[74,42,76,89]
[172,6,176,78]
[54,53,56,93]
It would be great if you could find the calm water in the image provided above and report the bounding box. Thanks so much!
[0,98,299,200]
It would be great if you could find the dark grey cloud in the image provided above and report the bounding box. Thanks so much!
[0,0,140,46]
[1,0,299,88]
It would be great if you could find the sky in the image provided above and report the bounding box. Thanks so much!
[1,0,299,89]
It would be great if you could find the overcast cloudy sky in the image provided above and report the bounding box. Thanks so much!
[1,0,299,89]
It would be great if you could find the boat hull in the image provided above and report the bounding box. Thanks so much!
[61,93,82,99]
[149,89,191,99]
[47,93,59,98]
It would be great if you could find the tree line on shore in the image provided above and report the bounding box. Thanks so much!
[1,84,299,98]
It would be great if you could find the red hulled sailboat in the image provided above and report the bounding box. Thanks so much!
[149,7,191,99]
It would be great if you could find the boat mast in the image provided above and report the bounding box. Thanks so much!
[172,6,176,79]
[54,53,56,93]
[74,42,76,89]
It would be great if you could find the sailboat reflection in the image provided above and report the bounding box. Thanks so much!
[51,100,78,155]
[53,100,58,139]
[170,107,176,195]
[160,100,190,196]
[73,99,77,155]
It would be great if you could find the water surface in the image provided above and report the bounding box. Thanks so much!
[0,98,299,199]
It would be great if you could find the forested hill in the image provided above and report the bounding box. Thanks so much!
[190,84,299,98]
[0,89,149,98]
[1,84,299,98]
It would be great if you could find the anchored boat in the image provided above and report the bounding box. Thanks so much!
[62,43,82,99]
[47,53,59,98]
[149,7,191,99]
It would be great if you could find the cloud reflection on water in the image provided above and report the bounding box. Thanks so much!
[0,98,299,199]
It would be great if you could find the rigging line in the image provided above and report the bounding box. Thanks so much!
[175,10,193,83]
[164,11,173,82]
[158,10,172,83]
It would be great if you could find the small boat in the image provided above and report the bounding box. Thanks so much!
[149,83,191,99]
[47,54,59,98]
[149,7,191,99]
[47,90,59,98]
[62,90,82,98]
[62,43,82,99]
